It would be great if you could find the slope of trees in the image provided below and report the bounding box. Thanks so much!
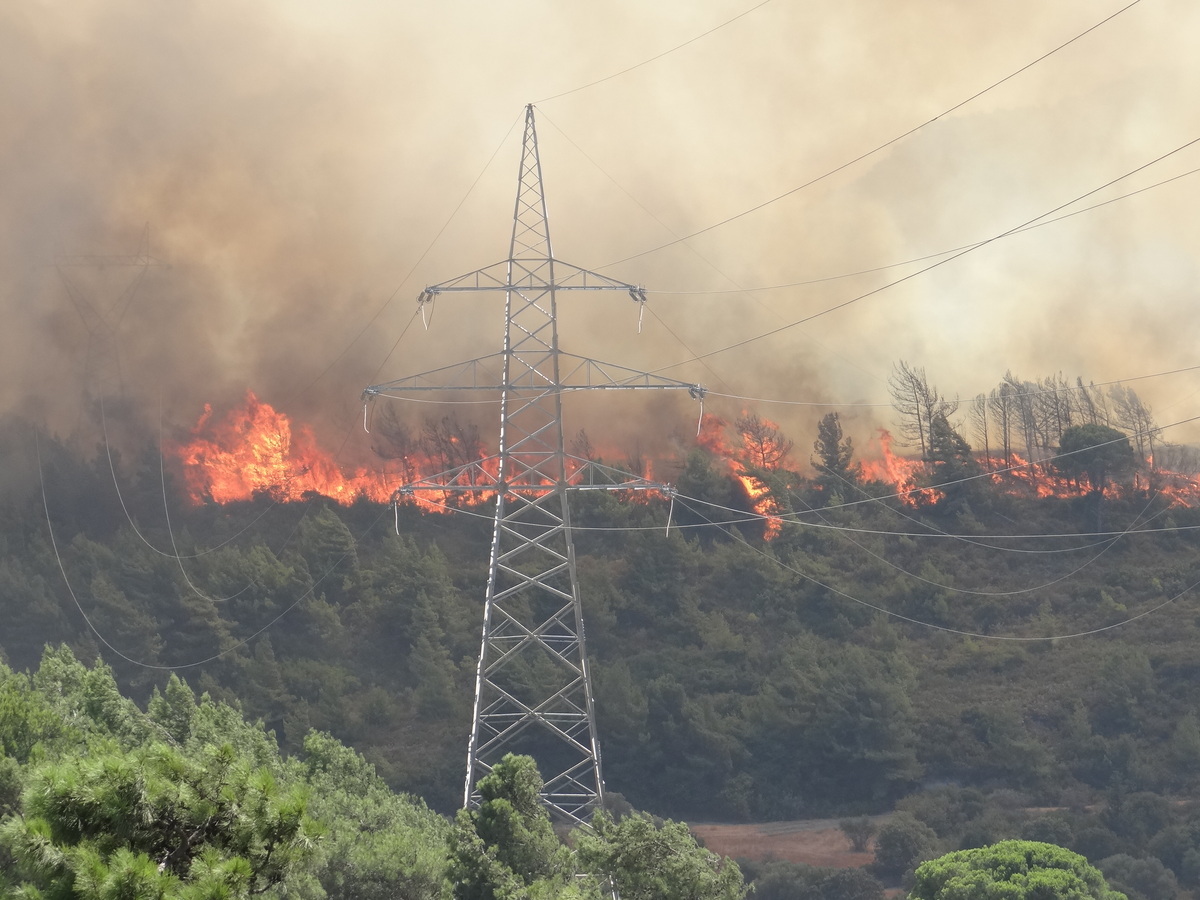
[0,649,744,899]
[2,360,1200,893]
[7,404,1200,824]
[0,647,451,898]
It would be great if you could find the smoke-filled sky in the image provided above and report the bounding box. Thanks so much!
[4,0,1200,461]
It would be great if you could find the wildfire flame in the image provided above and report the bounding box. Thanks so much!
[176,396,1200,525]
[859,430,945,507]
[176,393,660,512]
[176,391,395,506]
[697,413,788,539]
[859,431,1200,509]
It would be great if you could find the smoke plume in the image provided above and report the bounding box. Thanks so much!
[4,0,1199,469]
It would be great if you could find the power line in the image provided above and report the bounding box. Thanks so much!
[601,0,1144,269]
[541,109,1200,410]
[645,163,1200,296]
[416,489,1200,545]
[673,493,1200,643]
[535,0,775,104]
[38,428,392,671]
[699,362,1200,410]
[648,132,1200,374]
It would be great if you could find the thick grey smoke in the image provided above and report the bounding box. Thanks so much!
[4,0,1199,466]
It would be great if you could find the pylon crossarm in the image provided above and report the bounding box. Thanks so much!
[562,456,676,490]
[369,367,700,400]
[398,467,667,494]
[390,458,501,494]
[364,352,701,396]
[556,355,701,391]
[421,258,642,295]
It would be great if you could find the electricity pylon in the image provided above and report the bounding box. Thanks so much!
[364,104,702,824]
[54,224,165,401]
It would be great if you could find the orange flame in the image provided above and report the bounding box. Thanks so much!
[858,430,944,507]
[985,453,1082,500]
[859,437,1200,509]
[176,391,395,505]
[697,413,786,538]
[179,396,1200,524]
[176,393,661,512]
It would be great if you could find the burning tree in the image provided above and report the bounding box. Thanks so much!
[1110,383,1160,470]
[971,370,1160,476]
[693,414,793,539]
[926,412,981,509]
[1057,424,1135,496]
[734,412,793,470]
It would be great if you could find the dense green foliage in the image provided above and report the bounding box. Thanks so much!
[1058,425,1137,495]
[871,813,939,882]
[4,741,315,896]
[575,811,744,900]
[0,649,743,900]
[0,647,452,898]
[449,755,576,899]
[5,387,1200,893]
[909,840,1125,899]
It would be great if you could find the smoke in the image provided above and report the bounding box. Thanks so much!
[3,0,1199,470]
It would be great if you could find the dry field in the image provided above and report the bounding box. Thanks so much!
[690,818,880,868]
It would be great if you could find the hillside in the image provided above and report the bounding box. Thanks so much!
[5,413,1200,897]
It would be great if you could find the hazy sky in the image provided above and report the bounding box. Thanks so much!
[4,0,1199,459]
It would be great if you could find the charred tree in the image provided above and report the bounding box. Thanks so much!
[888,361,957,461]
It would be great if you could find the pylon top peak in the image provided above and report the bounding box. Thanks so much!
[510,104,552,262]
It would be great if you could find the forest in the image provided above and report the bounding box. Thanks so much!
[0,647,742,897]
[4,363,1200,898]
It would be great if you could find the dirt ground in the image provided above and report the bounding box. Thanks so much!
[690,818,877,868]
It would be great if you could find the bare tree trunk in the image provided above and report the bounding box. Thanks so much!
[988,385,1013,464]
[1003,372,1039,463]
[888,360,957,461]
[1110,384,1159,471]
[970,393,991,471]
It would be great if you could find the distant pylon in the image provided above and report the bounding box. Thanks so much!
[54,224,165,400]
[364,104,702,824]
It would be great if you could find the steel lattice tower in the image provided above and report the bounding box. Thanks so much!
[364,105,702,824]
[54,224,164,402]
